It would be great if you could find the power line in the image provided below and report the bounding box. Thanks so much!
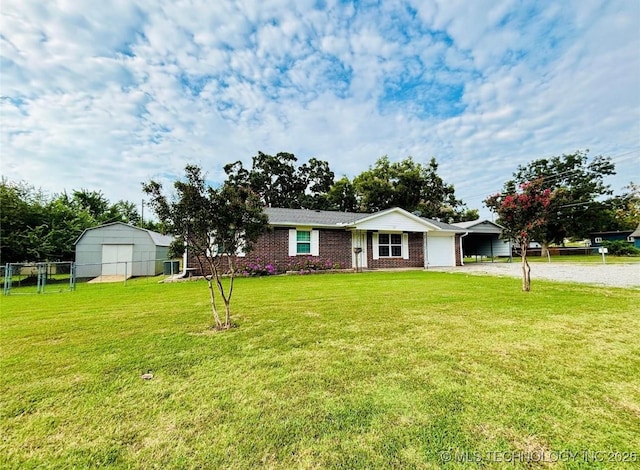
[456,148,640,204]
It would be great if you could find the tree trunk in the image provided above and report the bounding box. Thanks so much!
[540,241,550,258]
[206,277,223,329]
[521,247,531,292]
[206,258,225,330]
[213,272,232,330]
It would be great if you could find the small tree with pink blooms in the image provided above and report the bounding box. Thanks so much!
[484,179,554,291]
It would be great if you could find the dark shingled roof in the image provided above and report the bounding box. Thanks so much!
[264,207,365,226]
[264,207,465,232]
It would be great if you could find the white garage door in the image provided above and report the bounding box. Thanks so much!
[427,236,455,267]
[102,245,133,277]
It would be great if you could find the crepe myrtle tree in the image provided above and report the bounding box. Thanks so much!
[485,179,554,292]
[143,165,268,330]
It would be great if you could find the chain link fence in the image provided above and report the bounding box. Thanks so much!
[2,259,182,295]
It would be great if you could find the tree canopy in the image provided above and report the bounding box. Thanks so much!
[507,150,615,247]
[224,152,478,221]
[352,156,478,222]
[224,152,335,210]
[0,179,147,263]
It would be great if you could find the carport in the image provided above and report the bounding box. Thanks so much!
[453,219,511,261]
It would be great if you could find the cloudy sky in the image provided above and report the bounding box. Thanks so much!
[2,0,639,218]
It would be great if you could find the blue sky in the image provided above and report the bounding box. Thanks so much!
[2,0,639,218]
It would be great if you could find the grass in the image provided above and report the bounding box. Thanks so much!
[1,272,639,469]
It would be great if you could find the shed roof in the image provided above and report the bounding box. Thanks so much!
[74,222,175,246]
[630,223,640,238]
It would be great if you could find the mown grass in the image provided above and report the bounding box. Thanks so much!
[1,272,639,469]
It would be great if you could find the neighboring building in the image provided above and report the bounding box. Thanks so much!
[75,222,175,279]
[589,230,634,247]
[630,223,640,249]
[452,219,511,259]
[188,207,466,274]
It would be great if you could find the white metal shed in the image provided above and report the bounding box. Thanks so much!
[74,222,174,279]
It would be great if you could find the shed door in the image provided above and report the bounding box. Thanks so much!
[102,245,133,277]
[427,236,455,267]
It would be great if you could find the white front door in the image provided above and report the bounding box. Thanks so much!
[351,231,368,269]
[426,235,455,267]
[102,245,133,277]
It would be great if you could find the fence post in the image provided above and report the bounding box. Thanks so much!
[37,263,44,294]
[124,261,128,286]
[70,263,76,291]
[3,264,10,295]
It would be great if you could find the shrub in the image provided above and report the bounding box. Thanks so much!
[237,256,344,276]
[237,257,279,276]
[601,240,640,256]
[286,256,342,274]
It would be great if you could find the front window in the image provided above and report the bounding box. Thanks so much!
[297,230,311,254]
[379,233,402,257]
[594,237,603,244]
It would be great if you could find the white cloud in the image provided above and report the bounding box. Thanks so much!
[1,0,638,218]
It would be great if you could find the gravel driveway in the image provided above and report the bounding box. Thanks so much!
[429,262,640,288]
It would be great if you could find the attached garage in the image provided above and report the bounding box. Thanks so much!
[426,234,456,267]
[75,222,174,279]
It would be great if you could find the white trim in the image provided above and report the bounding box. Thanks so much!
[402,233,409,259]
[372,233,380,260]
[310,230,320,256]
[288,229,297,256]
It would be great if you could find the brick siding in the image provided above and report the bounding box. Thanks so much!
[188,227,352,275]
[455,234,462,266]
[188,228,460,275]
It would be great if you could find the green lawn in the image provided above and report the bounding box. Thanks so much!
[1,272,639,469]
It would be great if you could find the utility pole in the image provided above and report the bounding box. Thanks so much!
[141,199,145,227]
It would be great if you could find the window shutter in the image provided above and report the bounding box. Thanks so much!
[289,229,297,256]
[236,244,246,257]
[372,233,379,260]
[402,233,409,259]
[311,230,320,256]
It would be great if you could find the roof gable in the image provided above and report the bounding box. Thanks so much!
[74,222,175,246]
[453,219,504,233]
[348,208,445,232]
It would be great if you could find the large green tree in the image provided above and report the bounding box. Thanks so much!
[326,176,358,212]
[601,182,640,231]
[224,152,335,210]
[143,165,268,330]
[1,179,147,263]
[508,150,615,254]
[0,180,47,263]
[352,156,478,222]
